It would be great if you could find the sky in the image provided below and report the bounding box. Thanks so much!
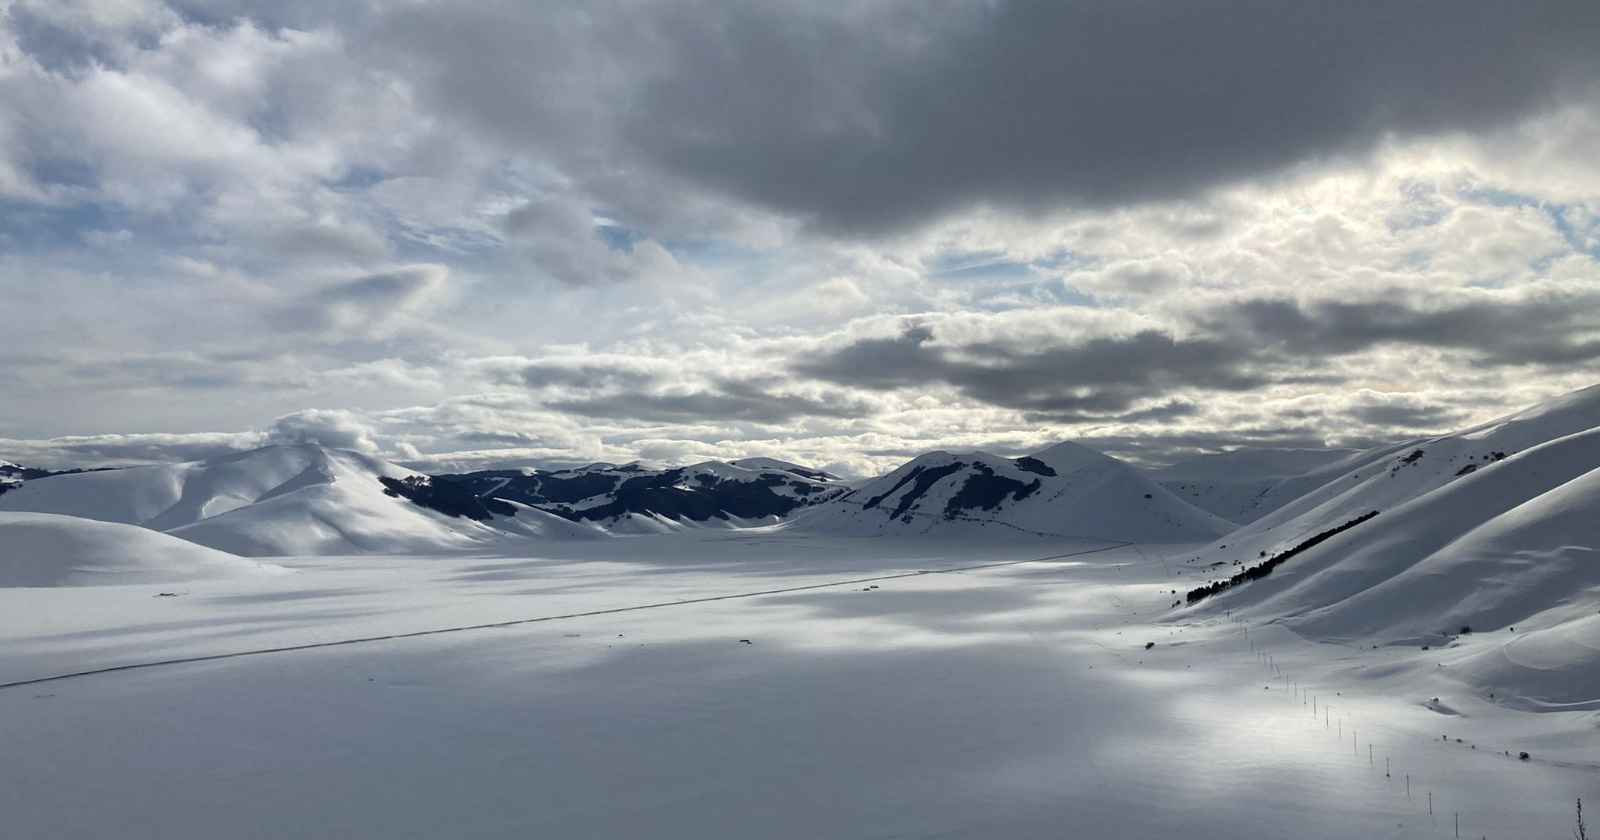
[3,0,1599,477]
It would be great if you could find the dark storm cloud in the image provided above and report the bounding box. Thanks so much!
[1076,429,1389,469]
[1024,399,1201,426]
[1343,403,1465,429]
[795,290,1600,420]
[354,1,1600,234]
[627,1,1600,232]
[517,362,662,391]
[1213,294,1600,366]
[794,323,1265,415]
[547,378,873,424]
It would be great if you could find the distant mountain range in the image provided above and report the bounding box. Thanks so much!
[428,458,849,531]
[0,439,1240,553]
[7,384,1599,710]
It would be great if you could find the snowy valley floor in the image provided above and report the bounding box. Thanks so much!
[2,531,1595,839]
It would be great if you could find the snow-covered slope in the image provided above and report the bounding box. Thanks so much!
[1154,447,1364,524]
[1196,425,1600,631]
[0,511,287,586]
[1180,385,1600,707]
[797,441,1233,542]
[0,461,99,499]
[0,445,602,557]
[0,446,335,529]
[727,457,843,482]
[1185,384,1600,570]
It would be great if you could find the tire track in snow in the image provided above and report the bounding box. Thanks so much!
[0,540,1133,692]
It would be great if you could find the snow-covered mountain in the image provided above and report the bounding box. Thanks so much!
[0,511,288,586]
[0,461,99,498]
[796,441,1233,542]
[1181,385,1600,707]
[0,445,851,553]
[435,459,850,533]
[1185,384,1600,572]
[1153,447,1364,524]
[0,445,600,556]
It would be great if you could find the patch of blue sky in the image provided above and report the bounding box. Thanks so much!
[926,249,1035,279]
[1459,184,1595,254]
[596,221,645,253]
[963,278,1098,311]
[1028,248,1089,272]
[390,222,503,261]
[1386,179,1451,232]
[326,165,390,192]
[659,236,769,266]
[0,198,136,254]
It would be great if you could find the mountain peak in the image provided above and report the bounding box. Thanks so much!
[1025,440,1119,472]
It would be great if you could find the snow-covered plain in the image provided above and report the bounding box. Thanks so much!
[2,529,1593,839]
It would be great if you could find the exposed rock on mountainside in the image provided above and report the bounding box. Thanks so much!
[798,441,1232,542]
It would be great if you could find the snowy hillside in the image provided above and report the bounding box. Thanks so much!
[0,461,96,498]
[1154,447,1364,523]
[0,511,287,586]
[797,441,1232,542]
[0,445,601,556]
[1183,384,1600,571]
[1195,425,1600,628]
[1179,385,1600,708]
[436,459,850,531]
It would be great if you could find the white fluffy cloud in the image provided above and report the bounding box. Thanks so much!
[263,408,381,453]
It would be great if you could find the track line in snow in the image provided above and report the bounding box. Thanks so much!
[0,540,1133,692]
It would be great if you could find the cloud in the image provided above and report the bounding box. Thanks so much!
[263,408,381,453]
[524,0,1600,233]
[2,2,1598,479]
[793,319,1265,417]
[547,378,875,425]
[1342,401,1464,430]
[273,265,450,336]
[510,356,669,391]
[1209,290,1600,366]
[0,431,264,470]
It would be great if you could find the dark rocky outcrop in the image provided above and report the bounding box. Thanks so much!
[380,475,517,521]
[942,463,1041,519]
